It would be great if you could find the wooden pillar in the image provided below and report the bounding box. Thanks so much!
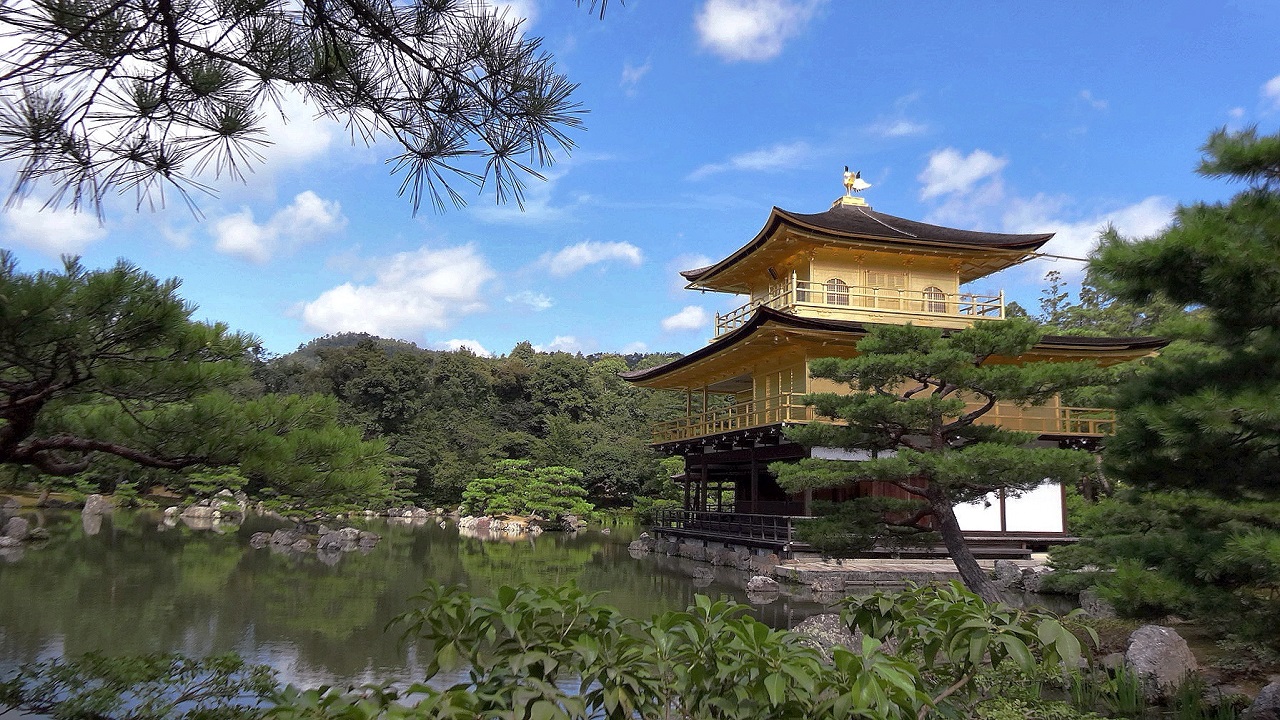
[700,460,709,512]
[749,448,759,514]
[683,457,692,510]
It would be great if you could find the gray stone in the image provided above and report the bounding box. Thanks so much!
[181,505,216,519]
[629,533,656,553]
[992,560,1023,590]
[1125,624,1198,701]
[26,527,48,541]
[317,532,345,551]
[4,516,30,541]
[1020,566,1052,593]
[0,536,20,548]
[290,539,312,552]
[357,531,380,548]
[270,528,301,546]
[749,552,780,574]
[793,613,858,662]
[1245,681,1280,720]
[82,494,113,515]
[249,532,272,549]
[0,496,19,511]
[82,511,103,536]
[163,506,180,518]
[808,575,844,593]
[1079,587,1116,619]
[338,527,361,541]
[746,575,780,593]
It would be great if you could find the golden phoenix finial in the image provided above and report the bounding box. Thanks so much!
[842,166,871,195]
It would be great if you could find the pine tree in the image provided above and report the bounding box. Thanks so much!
[1091,126,1280,499]
[0,0,606,214]
[772,320,1096,602]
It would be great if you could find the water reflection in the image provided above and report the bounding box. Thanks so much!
[0,510,830,689]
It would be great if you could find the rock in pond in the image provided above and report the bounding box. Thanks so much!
[3,516,30,542]
[746,575,781,593]
[82,494,113,515]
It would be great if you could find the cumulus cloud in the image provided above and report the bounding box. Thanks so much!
[620,59,652,96]
[506,290,553,311]
[688,141,810,180]
[483,0,538,27]
[1003,194,1174,259]
[918,148,1008,200]
[435,338,493,357]
[694,0,824,62]
[542,240,643,276]
[212,191,345,263]
[662,305,712,331]
[620,341,649,353]
[1264,74,1280,111]
[258,90,342,167]
[301,244,496,338]
[534,335,588,353]
[1,205,107,255]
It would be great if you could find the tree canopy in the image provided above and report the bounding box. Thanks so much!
[0,252,395,506]
[774,320,1097,601]
[0,0,606,214]
[1091,126,1280,500]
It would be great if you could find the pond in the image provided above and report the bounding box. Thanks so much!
[0,509,828,691]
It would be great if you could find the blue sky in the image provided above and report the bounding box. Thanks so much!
[4,0,1279,357]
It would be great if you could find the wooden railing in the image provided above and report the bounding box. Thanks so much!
[651,394,1117,444]
[653,509,803,546]
[714,278,1004,337]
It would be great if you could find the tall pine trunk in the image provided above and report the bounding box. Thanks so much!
[927,485,1003,604]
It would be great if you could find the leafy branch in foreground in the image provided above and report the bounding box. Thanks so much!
[0,0,608,214]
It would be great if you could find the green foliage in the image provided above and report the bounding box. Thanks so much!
[0,652,277,719]
[461,460,594,522]
[774,320,1097,599]
[0,0,603,214]
[253,339,684,508]
[262,581,1091,720]
[0,254,398,509]
[1091,126,1280,499]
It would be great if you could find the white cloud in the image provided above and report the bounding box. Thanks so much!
[301,244,495,338]
[1263,74,1280,111]
[258,90,342,167]
[688,141,810,180]
[212,191,345,263]
[506,290,554,311]
[869,119,929,138]
[542,240,643,276]
[0,205,107,255]
[435,338,493,357]
[694,0,824,62]
[662,305,712,331]
[918,148,1008,200]
[483,0,538,27]
[620,341,649,354]
[534,335,588,353]
[1004,194,1174,259]
[1079,90,1108,111]
[1229,107,1246,119]
[620,59,652,96]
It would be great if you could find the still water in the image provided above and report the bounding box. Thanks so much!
[0,509,825,690]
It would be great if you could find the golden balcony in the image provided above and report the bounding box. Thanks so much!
[714,279,1004,338]
[650,393,1116,445]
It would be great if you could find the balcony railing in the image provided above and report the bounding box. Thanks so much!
[651,393,1116,444]
[714,278,1004,337]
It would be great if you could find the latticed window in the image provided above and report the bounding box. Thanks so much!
[825,278,850,306]
[924,286,947,313]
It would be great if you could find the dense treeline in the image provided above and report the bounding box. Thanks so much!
[249,335,686,508]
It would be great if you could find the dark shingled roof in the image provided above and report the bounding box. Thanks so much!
[620,307,1167,383]
[681,203,1054,282]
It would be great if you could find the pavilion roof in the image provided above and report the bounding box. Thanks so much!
[681,201,1055,288]
[621,306,1167,385]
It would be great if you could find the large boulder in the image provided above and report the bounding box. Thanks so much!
[82,494,113,515]
[746,575,780,593]
[628,533,656,554]
[1020,565,1053,593]
[992,560,1024,590]
[793,613,858,662]
[1124,624,1198,700]
[1245,681,1280,720]
[3,516,30,542]
[248,532,272,549]
[1079,587,1116,619]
